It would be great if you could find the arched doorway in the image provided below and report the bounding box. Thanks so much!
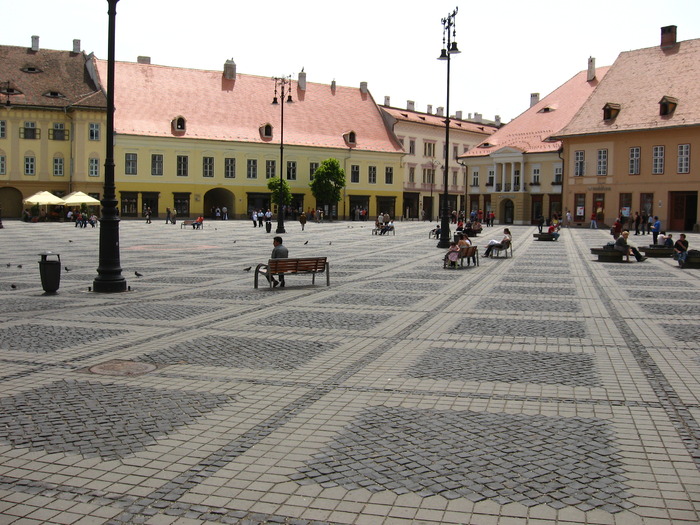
[0,187,24,218]
[501,199,514,224]
[203,188,234,219]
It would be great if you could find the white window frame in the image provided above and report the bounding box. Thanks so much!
[532,167,540,184]
[0,120,5,139]
[309,162,319,180]
[89,123,100,141]
[629,147,640,175]
[597,149,608,176]
[350,164,360,183]
[225,158,236,178]
[125,153,138,175]
[151,154,163,176]
[678,144,690,174]
[574,151,585,176]
[554,165,563,184]
[203,156,214,178]
[0,155,6,175]
[423,142,435,157]
[177,155,189,177]
[471,169,479,187]
[652,145,665,174]
[24,155,35,175]
[265,159,276,179]
[53,156,64,177]
[286,160,297,180]
[368,166,377,184]
[247,159,257,179]
[408,166,415,183]
[409,139,416,155]
[89,157,100,177]
[385,166,393,185]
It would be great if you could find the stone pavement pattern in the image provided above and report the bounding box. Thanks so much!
[0,219,699,524]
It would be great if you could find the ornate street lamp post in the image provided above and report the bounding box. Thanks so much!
[272,76,293,234]
[436,7,461,248]
[93,0,127,292]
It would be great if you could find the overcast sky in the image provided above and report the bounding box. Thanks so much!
[5,0,700,123]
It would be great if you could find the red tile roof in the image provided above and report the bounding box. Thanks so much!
[0,45,106,109]
[93,59,403,153]
[381,106,498,136]
[462,66,610,158]
[555,39,700,138]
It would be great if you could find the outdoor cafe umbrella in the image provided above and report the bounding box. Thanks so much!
[22,191,66,206]
[62,191,101,205]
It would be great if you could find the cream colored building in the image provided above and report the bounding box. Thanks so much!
[380,100,498,220]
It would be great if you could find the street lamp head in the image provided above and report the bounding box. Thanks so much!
[272,96,279,105]
[286,94,293,103]
[449,42,461,54]
[438,48,449,60]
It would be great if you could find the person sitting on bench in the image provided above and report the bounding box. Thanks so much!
[615,231,646,262]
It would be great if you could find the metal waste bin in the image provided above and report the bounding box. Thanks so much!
[38,251,61,294]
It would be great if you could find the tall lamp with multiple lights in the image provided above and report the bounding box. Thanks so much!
[436,7,460,249]
[272,76,293,234]
[93,0,127,293]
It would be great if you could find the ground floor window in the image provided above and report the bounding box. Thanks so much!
[173,193,190,218]
[120,192,138,217]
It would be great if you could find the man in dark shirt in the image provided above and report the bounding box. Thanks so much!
[615,231,646,262]
[674,233,689,268]
[269,236,289,287]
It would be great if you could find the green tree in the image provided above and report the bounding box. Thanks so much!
[267,177,292,208]
[310,158,346,219]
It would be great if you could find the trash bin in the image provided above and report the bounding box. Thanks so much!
[38,251,61,294]
[265,221,272,233]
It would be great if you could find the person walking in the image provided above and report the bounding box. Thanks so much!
[633,212,641,235]
[165,207,172,224]
[590,212,597,229]
[145,207,152,224]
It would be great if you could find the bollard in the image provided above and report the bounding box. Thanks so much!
[38,251,61,294]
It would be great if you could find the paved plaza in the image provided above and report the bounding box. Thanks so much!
[0,218,699,525]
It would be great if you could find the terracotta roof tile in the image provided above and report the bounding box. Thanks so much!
[0,45,106,109]
[462,66,610,158]
[381,106,498,136]
[555,39,700,138]
[94,59,402,153]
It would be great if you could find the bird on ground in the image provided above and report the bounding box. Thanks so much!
[135,271,143,277]
[65,267,71,272]
[329,242,332,245]
[233,240,236,243]
[68,240,73,243]
[10,284,17,289]
[304,240,309,245]
[243,267,252,272]
[6,263,10,267]
[16,264,22,268]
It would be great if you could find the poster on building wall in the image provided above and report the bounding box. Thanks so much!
[576,206,585,218]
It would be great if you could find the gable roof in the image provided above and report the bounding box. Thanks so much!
[555,39,700,138]
[461,66,610,158]
[93,59,403,154]
[0,45,106,110]
[380,106,498,136]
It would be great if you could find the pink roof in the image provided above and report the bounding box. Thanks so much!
[94,59,402,153]
[555,39,700,138]
[462,66,610,158]
[381,106,498,136]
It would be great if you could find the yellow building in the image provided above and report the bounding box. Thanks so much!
[555,26,700,231]
[0,38,107,217]
[93,58,404,220]
[380,100,498,220]
[460,61,609,225]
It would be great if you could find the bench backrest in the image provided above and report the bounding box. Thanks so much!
[460,245,477,258]
[268,257,327,273]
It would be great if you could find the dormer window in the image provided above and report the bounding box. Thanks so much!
[659,96,678,117]
[21,66,43,74]
[538,106,555,113]
[43,90,65,99]
[603,103,621,121]
[259,123,273,140]
[478,142,493,148]
[343,130,357,146]
[0,85,21,96]
[172,116,186,134]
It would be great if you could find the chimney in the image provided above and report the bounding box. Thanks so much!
[298,70,306,91]
[360,81,368,94]
[137,56,151,64]
[72,39,81,53]
[331,80,336,93]
[474,112,483,123]
[455,110,463,120]
[31,35,39,51]
[495,115,501,126]
[530,93,540,107]
[383,96,391,106]
[436,107,444,116]
[427,104,433,114]
[407,100,415,111]
[661,25,677,48]
[587,57,596,82]
[223,59,236,80]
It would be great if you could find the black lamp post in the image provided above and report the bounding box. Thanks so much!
[93,0,126,293]
[436,7,460,249]
[272,76,293,234]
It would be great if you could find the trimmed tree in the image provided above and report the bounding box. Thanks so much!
[267,177,293,212]
[310,158,346,220]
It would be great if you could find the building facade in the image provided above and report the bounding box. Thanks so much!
[555,26,700,231]
[380,100,498,221]
[93,58,404,221]
[0,38,107,217]
[460,61,609,225]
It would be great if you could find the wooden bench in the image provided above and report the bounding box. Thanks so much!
[254,257,329,288]
[181,220,204,229]
[444,245,479,269]
[683,251,700,269]
[533,233,557,241]
[639,245,673,257]
[591,246,629,262]
[491,239,513,258]
[464,228,481,237]
[373,226,396,235]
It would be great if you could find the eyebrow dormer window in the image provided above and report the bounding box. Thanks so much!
[21,66,43,74]
[659,96,678,117]
[260,123,273,139]
[603,103,621,121]
[343,130,357,146]
[43,91,65,99]
[172,116,186,134]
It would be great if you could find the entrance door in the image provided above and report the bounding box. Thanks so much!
[531,195,543,224]
[502,199,514,224]
[422,196,433,221]
[670,191,698,231]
